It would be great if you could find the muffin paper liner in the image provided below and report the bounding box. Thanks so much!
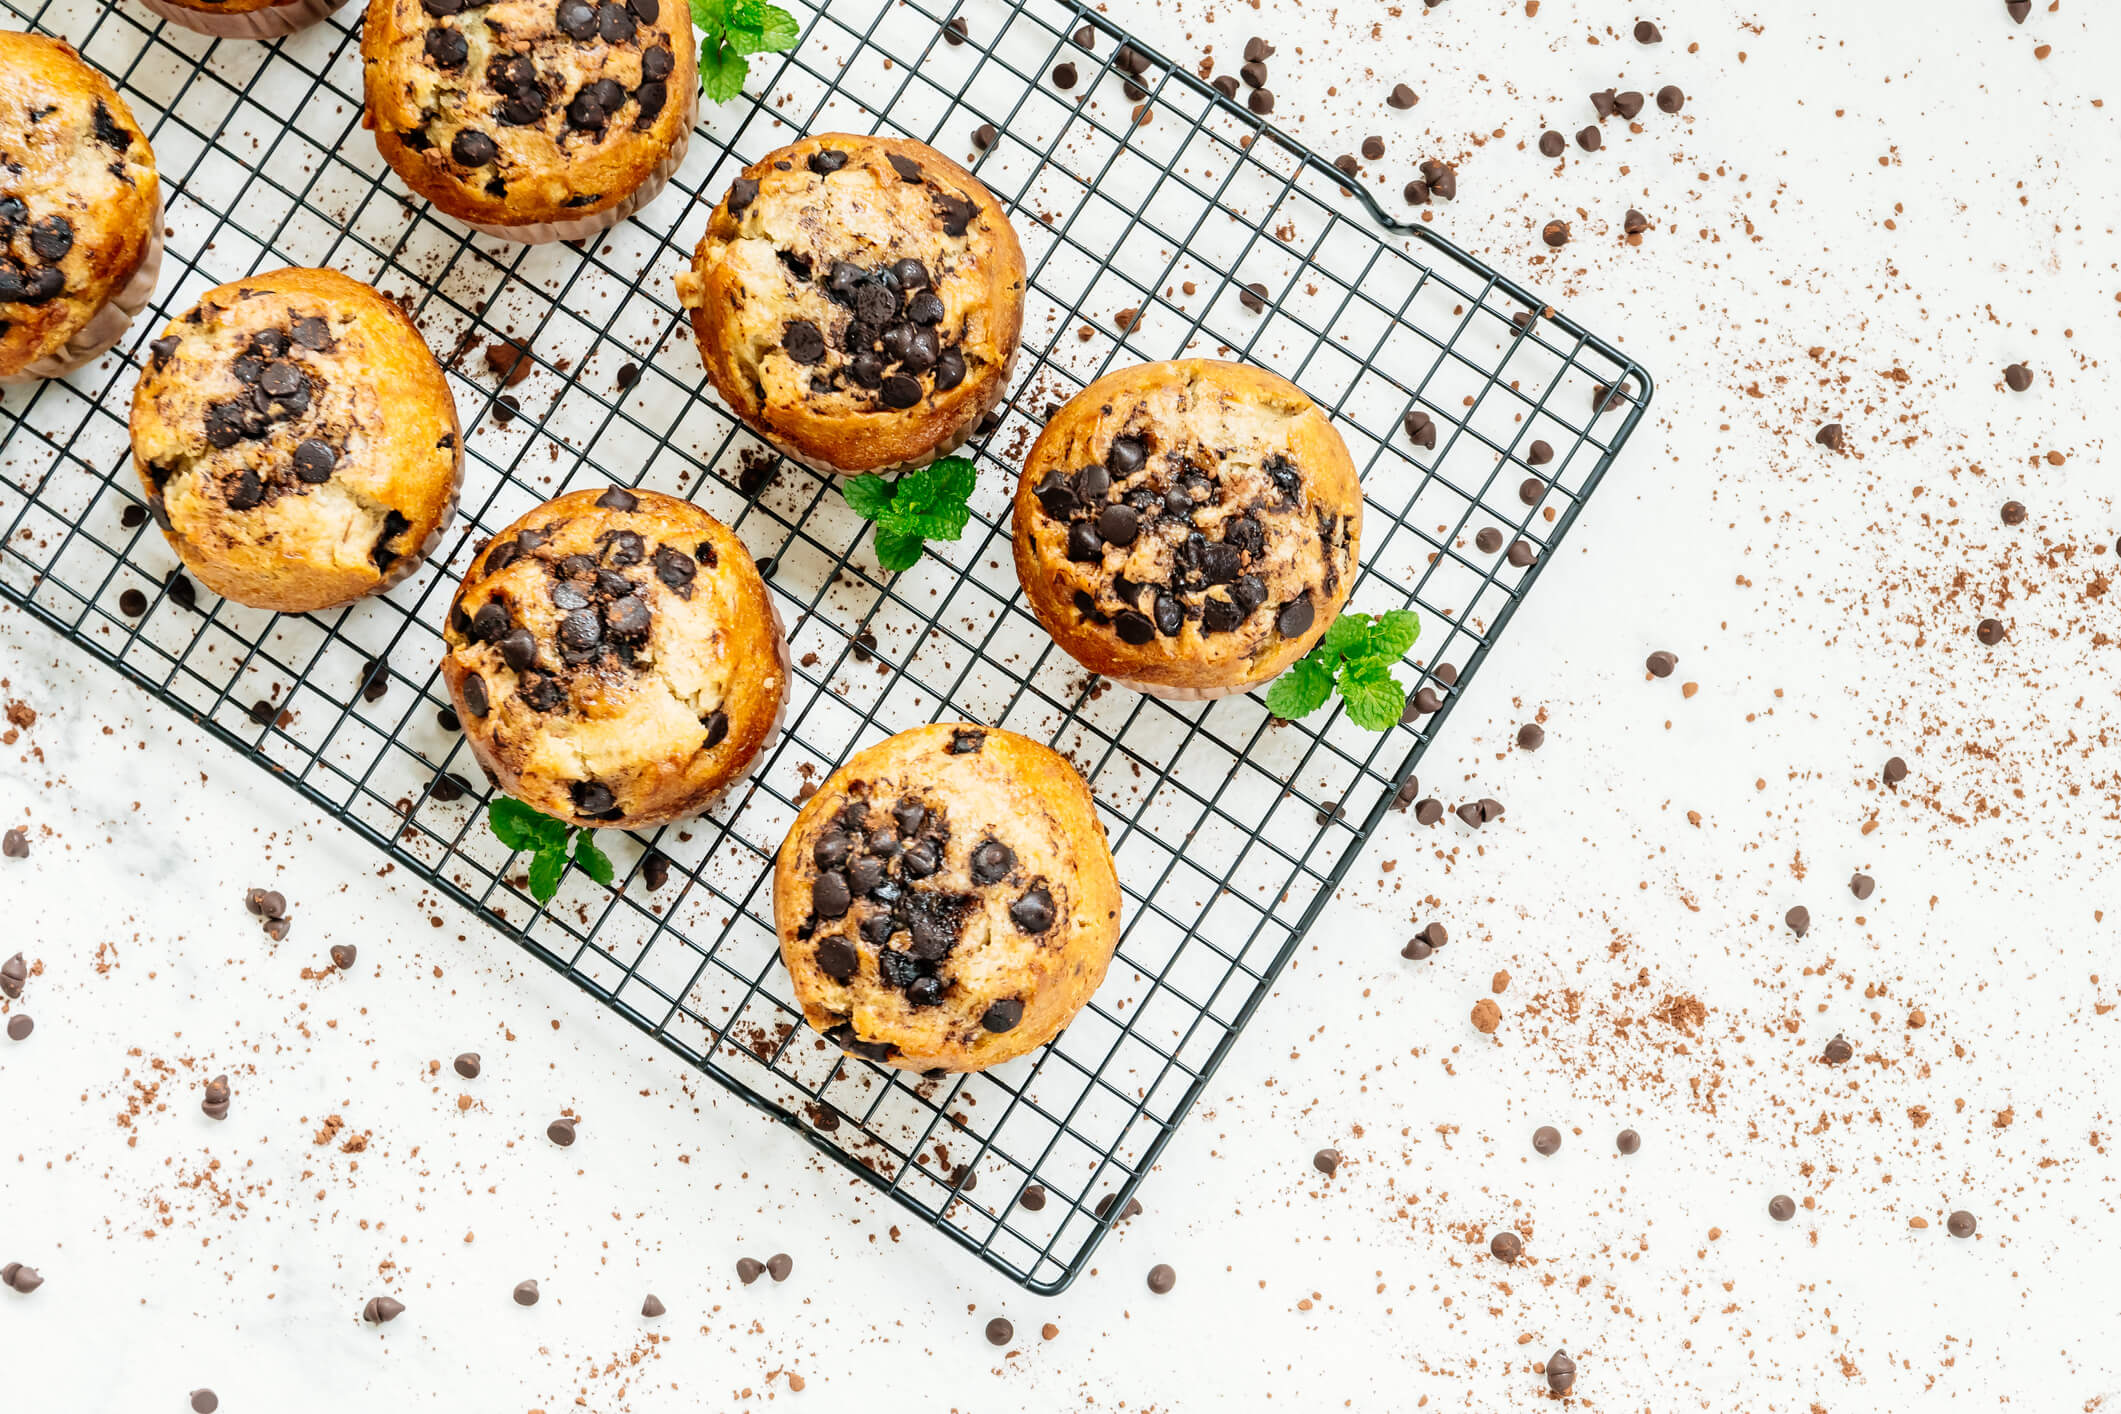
[1099,673,1254,703]
[2,201,164,385]
[135,0,352,41]
[458,83,697,246]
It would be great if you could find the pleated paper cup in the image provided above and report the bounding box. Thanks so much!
[2,199,164,386]
[135,0,353,41]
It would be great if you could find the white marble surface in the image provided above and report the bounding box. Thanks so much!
[5,0,2120,1408]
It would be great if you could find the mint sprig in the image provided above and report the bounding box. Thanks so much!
[1262,608,1421,731]
[842,456,977,573]
[488,798,615,904]
[691,0,801,104]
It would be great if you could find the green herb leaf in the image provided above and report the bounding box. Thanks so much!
[1336,661,1408,731]
[1263,654,1335,720]
[725,0,799,54]
[699,37,750,104]
[526,847,567,903]
[872,526,928,574]
[688,0,725,31]
[1260,608,1423,732]
[487,797,543,850]
[571,831,616,886]
[842,457,980,572]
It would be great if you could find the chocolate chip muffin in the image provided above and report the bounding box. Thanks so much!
[362,0,697,243]
[674,134,1024,475]
[137,0,352,40]
[129,267,461,613]
[441,486,788,829]
[0,34,160,383]
[775,723,1123,1074]
[1012,359,1364,699]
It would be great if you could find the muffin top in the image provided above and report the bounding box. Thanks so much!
[441,486,786,829]
[775,723,1123,1074]
[0,34,158,377]
[674,133,1024,474]
[129,267,461,613]
[361,0,696,227]
[1012,359,1364,693]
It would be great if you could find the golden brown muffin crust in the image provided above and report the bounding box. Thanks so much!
[0,34,158,377]
[441,487,788,830]
[362,0,695,228]
[129,267,461,614]
[775,724,1123,1074]
[1012,359,1364,695]
[675,133,1025,475]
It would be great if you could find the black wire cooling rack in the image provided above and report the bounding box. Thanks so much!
[0,0,1652,1291]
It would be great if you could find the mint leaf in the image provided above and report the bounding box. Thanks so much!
[726,0,798,53]
[840,472,896,520]
[570,830,615,887]
[1337,661,1408,731]
[1317,613,1370,664]
[885,457,977,532]
[1364,608,1421,664]
[699,37,750,103]
[1263,655,1334,720]
[487,797,542,850]
[873,525,927,573]
[526,847,567,903]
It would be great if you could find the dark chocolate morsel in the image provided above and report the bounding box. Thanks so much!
[451,129,498,167]
[461,672,489,717]
[980,998,1024,1032]
[571,780,616,814]
[1009,888,1055,933]
[1275,596,1314,637]
[815,936,858,981]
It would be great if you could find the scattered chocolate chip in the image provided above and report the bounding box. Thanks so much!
[735,1257,765,1284]
[1248,87,1274,115]
[1420,159,1456,200]
[1237,280,1270,313]
[1998,499,2028,527]
[1512,537,1538,565]
[1645,650,1677,678]
[202,1074,231,1120]
[1,828,26,859]
[1515,722,1545,751]
[1656,84,1685,113]
[1614,90,1645,119]
[1312,1147,1340,1176]
[1541,219,1570,249]
[1538,129,1565,157]
[453,1052,480,1079]
[1784,906,1810,938]
[1546,1350,1576,1395]
[1576,124,1602,152]
[513,1279,540,1306]
[190,1391,219,1414]
[1634,18,1661,41]
[1363,133,1387,161]
[362,1295,405,1324]
[1052,61,1077,88]
[1400,935,1432,960]
[1532,1125,1562,1156]
[330,943,358,971]
[1947,1209,1977,1238]
[1816,422,1844,450]
[1616,1128,1641,1154]
[986,1316,1013,1346]
[765,1252,793,1281]
[1,1262,43,1293]
[1414,798,1444,825]
[6,1014,31,1041]
[2006,0,2030,20]
[1403,179,1429,205]
[941,15,967,43]
[1821,1034,1853,1064]
[1146,1263,1176,1294]
[1490,1229,1523,1262]
[1403,408,1437,449]
[972,122,997,150]
[1976,617,2005,646]
[1388,82,1418,109]
[547,1117,577,1146]
[2004,361,2034,393]
[641,1293,666,1317]
[0,953,23,999]
[1769,1194,1796,1222]
[1849,872,1875,901]
[1882,754,1908,786]
[1212,73,1240,99]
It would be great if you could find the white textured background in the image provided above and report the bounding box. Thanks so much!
[4,0,2119,1409]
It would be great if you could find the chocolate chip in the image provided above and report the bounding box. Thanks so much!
[29,214,72,262]
[2000,500,2027,526]
[1634,19,1661,41]
[972,121,997,150]
[1532,1125,1562,1156]
[1976,617,2005,645]
[985,1317,1013,1346]
[451,129,498,166]
[1644,650,1677,678]
[1769,1194,1796,1222]
[1275,596,1314,638]
[641,1294,666,1317]
[970,839,1015,885]
[1545,1350,1576,1395]
[1414,798,1443,825]
[1538,129,1565,157]
[1308,1147,1341,1177]
[1113,609,1154,645]
[202,1074,231,1119]
[1576,125,1602,152]
[765,1253,793,1281]
[0,954,23,999]
[445,1051,479,1080]
[330,943,357,971]
[1821,1034,1853,1064]
[1616,1128,1641,1154]
[426,27,468,66]
[1849,872,1875,901]
[461,672,489,718]
[2007,0,2030,19]
[643,46,673,81]
[727,177,759,214]
[6,1014,30,1041]
[806,148,848,177]
[1614,90,1645,118]
[941,15,967,42]
[226,468,263,510]
[1882,755,1908,786]
[701,710,729,749]
[1388,82,1418,109]
[1096,502,1140,547]
[980,998,1023,1033]
[1490,1230,1523,1262]
[1513,722,1544,752]
[640,851,670,891]
[547,1117,577,1146]
[1784,906,1810,937]
[886,154,924,183]
[1656,84,1685,113]
[597,0,632,40]
[1009,888,1054,933]
[190,1391,218,1413]
[294,439,336,483]
[1542,219,1570,248]
[1948,1210,1976,1238]
[1052,61,1077,88]
[570,781,616,817]
[362,1295,405,1324]
[1248,87,1274,115]
[1402,408,1437,449]
[881,373,921,408]
[736,1257,764,1284]
[513,1279,539,1306]
[1816,422,1844,450]
[815,936,858,981]
[812,871,851,918]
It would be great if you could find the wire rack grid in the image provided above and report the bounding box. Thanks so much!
[0,0,1652,1291]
